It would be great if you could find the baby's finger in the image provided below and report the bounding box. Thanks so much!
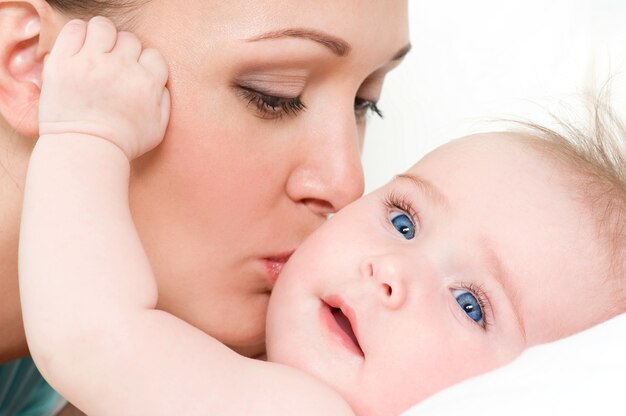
[49,20,87,59]
[82,16,118,54]
[112,31,142,62]
[138,48,168,87]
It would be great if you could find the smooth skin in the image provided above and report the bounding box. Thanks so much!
[21,17,621,416]
[0,0,410,362]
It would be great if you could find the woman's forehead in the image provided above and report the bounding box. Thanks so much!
[134,0,409,50]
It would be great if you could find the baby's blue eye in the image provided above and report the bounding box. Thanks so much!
[452,289,484,325]
[390,212,415,240]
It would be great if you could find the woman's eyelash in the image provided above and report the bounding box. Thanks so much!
[236,86,381,122]
[237,86,306,119]
[457,281,492,329]
[355,97,384,120]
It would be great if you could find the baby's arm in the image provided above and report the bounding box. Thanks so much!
[19,17,352,416]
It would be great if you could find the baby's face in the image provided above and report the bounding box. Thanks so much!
[266,133,615,415]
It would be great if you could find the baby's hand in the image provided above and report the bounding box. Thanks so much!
[39,17,170,160]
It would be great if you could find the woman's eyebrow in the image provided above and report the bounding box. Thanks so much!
[247,29,411,64]
[246,28,352,56]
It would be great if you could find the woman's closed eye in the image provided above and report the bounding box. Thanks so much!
[237,86,306,120]
[354,97,383,121]
[451,284,490,329]
[235,83,383,123]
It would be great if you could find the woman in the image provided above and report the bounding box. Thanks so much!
[0,0,410,413]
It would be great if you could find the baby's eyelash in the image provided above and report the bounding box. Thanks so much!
[383,191,418,223]
[457,281,492,329]
[236,86,306,119]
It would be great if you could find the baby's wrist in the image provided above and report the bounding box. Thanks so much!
[37,132,132,161]
[36,133,132,171]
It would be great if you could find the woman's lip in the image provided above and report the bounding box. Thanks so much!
[263,252,293,285]
[320,295,364,358]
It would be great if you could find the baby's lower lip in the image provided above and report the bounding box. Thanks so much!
[319,303,364,358]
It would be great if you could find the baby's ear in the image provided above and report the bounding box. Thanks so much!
[0,0,67,137]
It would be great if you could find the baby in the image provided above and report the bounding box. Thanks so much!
[19,18,626,416]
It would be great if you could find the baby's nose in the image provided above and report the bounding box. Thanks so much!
[360,255,408,310]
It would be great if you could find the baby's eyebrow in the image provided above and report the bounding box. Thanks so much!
[393,173,450,209]
[479,236,527,341]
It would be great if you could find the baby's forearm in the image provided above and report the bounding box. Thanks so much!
[19,134,158,383]
[19,134,236,414]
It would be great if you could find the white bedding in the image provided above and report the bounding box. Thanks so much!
[403,313,626,415]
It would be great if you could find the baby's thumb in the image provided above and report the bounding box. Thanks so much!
[158,88,171,142]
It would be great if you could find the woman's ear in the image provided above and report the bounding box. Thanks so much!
[0,1,67,137]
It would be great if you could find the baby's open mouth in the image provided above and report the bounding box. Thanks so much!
[331,307,363,356]
[317,296,364,358]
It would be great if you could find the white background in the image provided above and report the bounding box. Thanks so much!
[363,0,626,192]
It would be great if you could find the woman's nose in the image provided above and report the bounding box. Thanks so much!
[285,106,365,216]
[360,255,408,310]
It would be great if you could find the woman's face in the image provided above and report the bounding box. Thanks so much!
[125,0,410,356]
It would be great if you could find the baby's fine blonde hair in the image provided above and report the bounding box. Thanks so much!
[512,98,626,311]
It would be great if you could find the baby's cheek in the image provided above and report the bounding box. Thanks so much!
[374,326,500,410]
